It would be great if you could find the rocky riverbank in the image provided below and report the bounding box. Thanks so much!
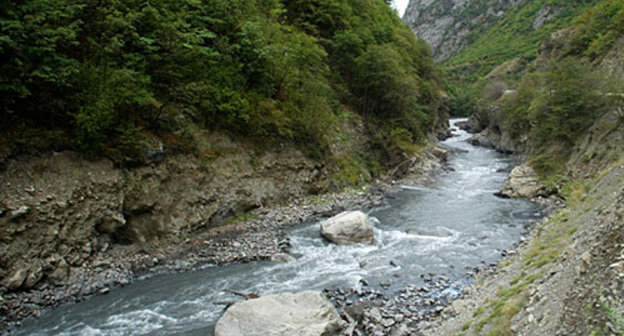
[319,218,535,336]
[0,143,449,333]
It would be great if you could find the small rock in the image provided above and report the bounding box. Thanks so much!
[581,251,591,265]
[10,206,30,220]
[381,318,395,328]
[24,266,43,289]
[270,253,295,263]
[369,307,382,323]
[6,268,28,290]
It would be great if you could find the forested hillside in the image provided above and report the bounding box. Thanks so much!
[0,0,442,164]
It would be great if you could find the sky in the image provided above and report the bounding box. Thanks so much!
[391,0,410,17]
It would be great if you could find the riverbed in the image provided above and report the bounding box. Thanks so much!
[12,119,541,335]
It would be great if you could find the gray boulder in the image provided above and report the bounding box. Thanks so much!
[497,164,545,198]
[320,211,374,245]
[466,134,494,148]
[215,291,342,336]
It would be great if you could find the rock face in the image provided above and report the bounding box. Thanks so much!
[462,104,529,154]
[403,0,524,61]
[320,211,375,245]
[214,291,342,336]
[497,164,544,198]
[0,135,326,292]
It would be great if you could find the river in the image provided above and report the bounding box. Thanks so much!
[12,119,541,335]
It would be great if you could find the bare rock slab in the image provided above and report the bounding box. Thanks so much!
[215,291,342,336]
[320,211,374,245]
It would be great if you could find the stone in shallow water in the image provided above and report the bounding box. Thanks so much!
[215,291,342,336]
[270,253,296,263]
[320,211,374,245]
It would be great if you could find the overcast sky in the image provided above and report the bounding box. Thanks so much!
[391,0,409,17]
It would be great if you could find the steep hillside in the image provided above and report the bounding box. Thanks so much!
[403,0,522,62]
[468,0,624,165]
[443,0,598,81]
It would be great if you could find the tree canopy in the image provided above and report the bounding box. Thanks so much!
[0,0,441,161]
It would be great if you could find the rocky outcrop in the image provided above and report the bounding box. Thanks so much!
[320,211,375,245]
[496,163,545,199]
[214,291,342,336]
[462,104,529,154]
[403,0,524,61]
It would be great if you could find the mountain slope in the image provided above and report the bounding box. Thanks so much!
[403,0,523,62]
[404,0,601,116]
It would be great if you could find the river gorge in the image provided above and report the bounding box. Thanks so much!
[11,120,542,335]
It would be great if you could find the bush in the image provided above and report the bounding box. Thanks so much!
[501,57,613,148]
[529,58,606,144]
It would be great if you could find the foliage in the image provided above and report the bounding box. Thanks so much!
[500,58,610,147]
[563,0,624,60]
[600,296,624,334]
[0,0,441,161]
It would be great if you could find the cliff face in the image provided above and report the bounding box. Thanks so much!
[403,0,523,61]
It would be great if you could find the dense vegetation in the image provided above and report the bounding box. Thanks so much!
[559,0,624,60]
[500,58,610,144]
[0,0,441,163]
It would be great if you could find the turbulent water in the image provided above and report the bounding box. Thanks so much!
[13,119,541,336]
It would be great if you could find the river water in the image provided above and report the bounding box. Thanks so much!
[13,119,541,336]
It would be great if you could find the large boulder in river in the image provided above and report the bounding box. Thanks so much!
[215,291,342,336]
[320,211,374,245]
[497,163,545,199]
